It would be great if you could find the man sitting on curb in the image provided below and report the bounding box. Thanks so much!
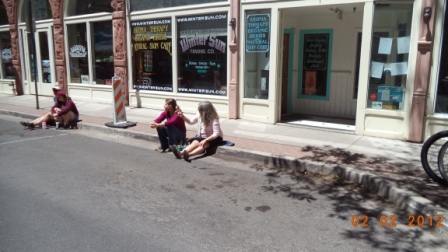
[51,91,80,129]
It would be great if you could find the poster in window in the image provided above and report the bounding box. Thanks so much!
[298,30,332,99]
[131,18,173,91]
[304,71,317,95]
[177,13,228,96]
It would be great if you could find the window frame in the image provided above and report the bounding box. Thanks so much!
[64,14,113,86]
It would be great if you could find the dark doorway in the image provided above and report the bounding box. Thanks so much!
[281,33,290,115]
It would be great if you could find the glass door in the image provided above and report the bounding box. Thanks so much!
[36,28,55,95]
[23,25,55,96]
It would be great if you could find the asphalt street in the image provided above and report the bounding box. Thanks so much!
[0,114,447,252]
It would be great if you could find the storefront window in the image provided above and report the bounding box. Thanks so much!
[0,2,8,25]
[244,10,270,99]
[177,13,228,96]
[130,0,226,12]
[20,0,52,22]
[0,32,14,79]
[66,0,113,16]
[132,18,173,91]
[434,5,448,113]
[67,21,113,85]
[367,3,413,110]
[92,21,114,84]
[67,23,89,83]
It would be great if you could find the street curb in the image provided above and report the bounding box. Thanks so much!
[2,109,447,232]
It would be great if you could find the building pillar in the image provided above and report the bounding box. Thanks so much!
[228,0,240,119]
[4,0,23,95]
[51,0,67,90]
[111,0,128,106]
[408,0,436,142]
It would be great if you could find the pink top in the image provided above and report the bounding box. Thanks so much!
[188,112,223,139]
[154,110,186,133]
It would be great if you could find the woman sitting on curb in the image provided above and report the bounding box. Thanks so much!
[150,98,186,152]
[20,85,63,129]
[171,101,223,161]
[51,91,79,129]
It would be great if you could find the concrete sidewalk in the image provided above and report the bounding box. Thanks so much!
[1,93,447,230]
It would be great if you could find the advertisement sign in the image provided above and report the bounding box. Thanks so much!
[131,18,173,91]
[177,13,227,96]
[246,14,270,52]
[377,86,404,103]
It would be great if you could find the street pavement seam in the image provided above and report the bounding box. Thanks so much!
[1,108,448,232]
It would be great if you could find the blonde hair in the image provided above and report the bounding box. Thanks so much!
[198,101,219,127]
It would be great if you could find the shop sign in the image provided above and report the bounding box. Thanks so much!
[246,14,270,52]
[185,61,220,71]
[1,48,11,61]
[298,30,333,99]
[177,13,228,96]
[70,45,87,58]
[131,18,173,91]
[132,19,172,55]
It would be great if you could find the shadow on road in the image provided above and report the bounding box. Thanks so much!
[253,163,447,251]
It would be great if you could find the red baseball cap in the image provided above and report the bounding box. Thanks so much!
[56,91,67,98]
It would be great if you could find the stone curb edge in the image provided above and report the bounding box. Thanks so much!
[2,109,447,232]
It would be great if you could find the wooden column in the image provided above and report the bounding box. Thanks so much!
[408,0,436,142]
[228,0,240,119]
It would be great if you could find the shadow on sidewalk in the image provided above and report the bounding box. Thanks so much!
[297,146,448,209]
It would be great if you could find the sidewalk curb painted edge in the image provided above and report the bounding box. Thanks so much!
[2,109,447,232]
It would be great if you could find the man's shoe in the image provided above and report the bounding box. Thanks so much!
[171,145,181,159]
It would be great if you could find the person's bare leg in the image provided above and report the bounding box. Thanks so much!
[181,140,208,158]
[31,112,53,127]
[188,146,207,157]
[61,111,75,126]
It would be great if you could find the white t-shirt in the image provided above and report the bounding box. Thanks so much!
[189,112,223,139]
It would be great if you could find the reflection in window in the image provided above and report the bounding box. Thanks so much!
[367,3,413,110]
[66,0,113,16]
[435,6,448,114]
[92,21,114,84]
[39,32,51,83]
[67,24,89,83]
[244,10,270,99]
[130,0,226,12]
[177,13,228,96]
[0,2,8,25]
[0,32,14,79]
[132,18,173,91]
[20,0,52,22]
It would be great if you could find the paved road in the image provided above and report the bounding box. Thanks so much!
[0,114,447,252]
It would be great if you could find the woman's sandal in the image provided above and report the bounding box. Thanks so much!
[171,145,181,159]
[183,151,189,161]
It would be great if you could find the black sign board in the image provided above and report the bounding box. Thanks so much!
[299,31,332,98]
[303,33,329,70]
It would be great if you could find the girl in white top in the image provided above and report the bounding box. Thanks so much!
[172,101,223,161]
